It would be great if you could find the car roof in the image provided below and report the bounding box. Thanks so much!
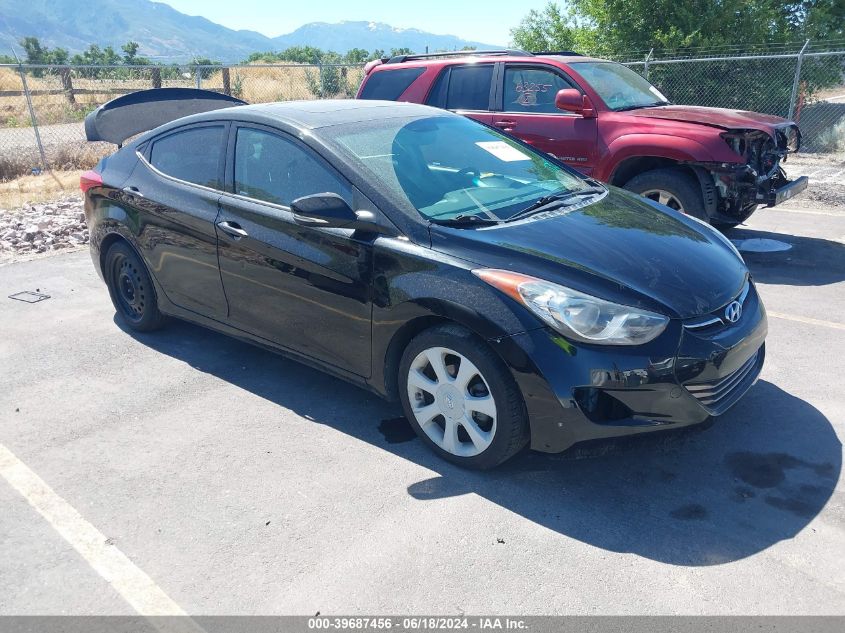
[186,99,446,130]
[371,53,608,71]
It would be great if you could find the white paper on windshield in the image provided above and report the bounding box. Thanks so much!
[475,141,531,162]
[649,85,668,101]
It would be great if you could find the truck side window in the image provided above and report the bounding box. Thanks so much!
[504,67,573,114]
[429,64,494,111]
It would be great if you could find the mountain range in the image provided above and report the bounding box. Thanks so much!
[0,0,499,61]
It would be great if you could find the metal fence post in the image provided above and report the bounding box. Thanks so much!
[788,39,810,120]
[195,65,202,89]
[644,48,654,80]
[17,64,48,173]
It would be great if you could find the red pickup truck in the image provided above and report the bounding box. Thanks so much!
[357,50,807,228]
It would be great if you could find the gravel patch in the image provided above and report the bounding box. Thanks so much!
[0,195,87,264]
[783,152,845,211]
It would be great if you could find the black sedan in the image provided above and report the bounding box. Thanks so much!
[81,89,766,469]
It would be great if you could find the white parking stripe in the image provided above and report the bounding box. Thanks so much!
[0,443,195,620]
[768,207,844,216]
[768,311,845,331]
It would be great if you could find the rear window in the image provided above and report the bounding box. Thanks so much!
[149,125,225,189]
[360,67,426,100]
[427,65,493,111]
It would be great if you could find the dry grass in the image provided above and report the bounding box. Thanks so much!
[0,141,109,181]
[0,64,366,128]
[0,169,83,210]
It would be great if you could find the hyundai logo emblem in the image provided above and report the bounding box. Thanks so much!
[724,301,742,324]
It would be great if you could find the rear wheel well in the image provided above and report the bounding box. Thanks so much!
[98,232,130,277]
[610,156,696,187]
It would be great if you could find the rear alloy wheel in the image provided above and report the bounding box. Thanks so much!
[624,168,708,221]
[104,241,165,332]
[399,325,528,469]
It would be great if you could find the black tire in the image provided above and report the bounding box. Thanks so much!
[398,324,529,469]
[103,241,165,332]
[713,221,741,231]
[624,168,708,221]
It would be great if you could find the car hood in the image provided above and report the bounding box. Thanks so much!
[429,188,748,320]
[629,105,793,136]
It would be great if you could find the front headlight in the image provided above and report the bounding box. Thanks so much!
[473,269,669,345]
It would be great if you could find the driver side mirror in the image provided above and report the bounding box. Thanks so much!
[291,192,387,233]
[555,89,596,118]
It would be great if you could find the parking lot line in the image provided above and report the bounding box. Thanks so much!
[0,443,188,617]
[767,311,845,331]
[772,207,844,217]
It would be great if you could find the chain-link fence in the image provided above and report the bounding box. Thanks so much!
[0,62,365,180]
[0,49,843,180]
[624,48,845,153]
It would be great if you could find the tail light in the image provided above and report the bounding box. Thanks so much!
[79,170,103,194]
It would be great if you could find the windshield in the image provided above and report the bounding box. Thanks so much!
[325,115,588,222]
[571,61,669,111]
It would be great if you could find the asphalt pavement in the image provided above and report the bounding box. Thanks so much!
[0,205,843,615]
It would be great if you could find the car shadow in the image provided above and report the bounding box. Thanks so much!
[117,316,841,567]
[724,225,845,286]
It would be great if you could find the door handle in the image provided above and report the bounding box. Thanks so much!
[217,220,249,239]
[493,120,517,130]
[122,186,143,198]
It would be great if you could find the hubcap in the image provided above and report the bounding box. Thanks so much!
[406,346,497,457]
[641,188,685,213]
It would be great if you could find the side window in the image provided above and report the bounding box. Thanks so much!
[443,64,494,111]
[149,125,225,188]
[360,67,426,100]
[234,128,350,207]
[504,67,574,114]
[425,68,450,108]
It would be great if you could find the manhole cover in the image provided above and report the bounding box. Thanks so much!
[8,291,51,303]
[731,238,793,253]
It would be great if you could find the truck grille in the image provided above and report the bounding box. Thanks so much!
[684,348,762,415]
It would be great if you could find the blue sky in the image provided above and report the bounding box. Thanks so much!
[161,0,550,46]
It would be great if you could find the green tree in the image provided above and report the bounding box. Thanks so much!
[120,41,151,66]
[344,48,370,64]
[512,1,845,55]
[19,36,69,76]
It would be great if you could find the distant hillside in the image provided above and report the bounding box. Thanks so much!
[0,0,498,62]
[271,21,496,54]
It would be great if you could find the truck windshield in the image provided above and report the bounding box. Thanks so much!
[571,61,669,111]
[326,115,588,223]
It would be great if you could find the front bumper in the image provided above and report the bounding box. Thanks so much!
[766,175,808,207]
[495,281,768,453]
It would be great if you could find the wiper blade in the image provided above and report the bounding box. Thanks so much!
[429,213,501,227]
[615,101,670,112]
[506,186,605,222]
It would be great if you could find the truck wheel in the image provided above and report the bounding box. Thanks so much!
[625,168,708,221]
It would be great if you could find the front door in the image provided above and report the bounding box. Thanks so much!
[216,125,373,377]
[492,64,598,175]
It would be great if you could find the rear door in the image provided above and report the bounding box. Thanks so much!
[492,63,598,174]
[215,124,373,377]
[424,63,496,125]
[128,123,229,319]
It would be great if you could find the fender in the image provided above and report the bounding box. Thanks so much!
[598,133,716,182]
